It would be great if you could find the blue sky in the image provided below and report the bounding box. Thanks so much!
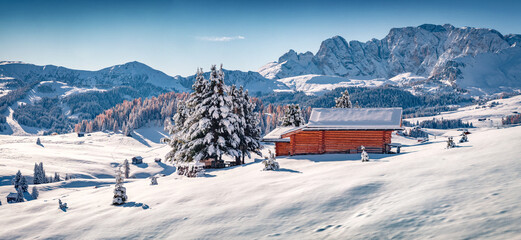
[1,0,520,76]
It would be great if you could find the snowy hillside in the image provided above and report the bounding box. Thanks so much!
[0,61,188,93]
[276,74,394,95]
[259,24,521,96]
[1,124,521,238]
[407,94,521,128]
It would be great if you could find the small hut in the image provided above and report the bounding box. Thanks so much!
[262,108,403,156]
[6,193,17,203]
[131,156,143,164]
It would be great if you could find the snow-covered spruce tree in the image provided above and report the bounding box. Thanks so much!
[38,162,47,184]
[20,176,28,192]
[361,146,370,162]
[335,90,353,108]
[163,101,190,164]
[123,159,130,178]
[33,163,40,184]
[13,170,22,190]
[16,186,24,203]
[280,104,305,127]
[31,186,39,199]
[179,65,240,164]
[164,68,207,165]
[229,85,246,165]
[112,168,127,205]
[54,172,60,182]
[238,87,262,164]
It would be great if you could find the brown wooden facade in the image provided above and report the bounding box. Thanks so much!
[275,129,393,156]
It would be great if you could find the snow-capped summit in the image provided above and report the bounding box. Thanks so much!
[258,24,521,95]
[259,24,519,80]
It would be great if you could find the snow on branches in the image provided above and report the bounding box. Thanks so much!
[164,65,262,170]
[335,90,353,108]
[280,104,305,127]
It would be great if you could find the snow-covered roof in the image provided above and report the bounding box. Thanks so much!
[306,108,403,130]
[261,127,301,142]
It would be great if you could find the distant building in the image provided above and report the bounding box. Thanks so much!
[262,108,403,156]
[132,156,143,164]
[6,193,17,203]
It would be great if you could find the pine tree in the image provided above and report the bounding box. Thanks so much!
[123,159,130,178]
[335,90,352,108]
[13,170,22,189]
[20,176,28,192]
[164,101,190,163]
[113,168,127,205]
[39,162,46,184]
[229,85,246,164]
[33,163,40,184]
[180,65,240,163]
[280,104,305,127]
[15,186,24,203]
[165,68,208,163]
[240,87,262,164]
[54,172,60,182]
[31,186,39,199]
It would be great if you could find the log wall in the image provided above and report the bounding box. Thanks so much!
[275,142,291,156]
[277,130,393,156]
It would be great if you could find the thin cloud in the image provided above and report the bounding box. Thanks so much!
[197,35,245,42]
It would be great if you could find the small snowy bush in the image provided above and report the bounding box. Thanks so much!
[150,176,158,185]
[447,137,456,149]
[361,146,370,162]
[459,132,468,143]
[58,199,68,210]
[262,150,280,171]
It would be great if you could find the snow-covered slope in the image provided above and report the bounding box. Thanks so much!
[407,94,521,128]
[276,74,393,95]
[259,24,521,95]
[1,124,521,238]
[0,61,189,93]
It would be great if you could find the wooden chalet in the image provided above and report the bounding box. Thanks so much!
[262,108,403,156]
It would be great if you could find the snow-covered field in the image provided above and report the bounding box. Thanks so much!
[408,94,521,128]
[1,122,521,239]
[275,74,394,95]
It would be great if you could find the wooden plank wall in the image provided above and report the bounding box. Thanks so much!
[275,142,291,156]
[278,130,394,155]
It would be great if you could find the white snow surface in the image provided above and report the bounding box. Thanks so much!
[1,122,521,238]
[276,74,393,95]
[407,94,521,128]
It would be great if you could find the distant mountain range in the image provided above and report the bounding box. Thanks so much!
[259,24,521,95]
[2,24,521,97]
[0,61,284,97]
[1,23,521,101]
